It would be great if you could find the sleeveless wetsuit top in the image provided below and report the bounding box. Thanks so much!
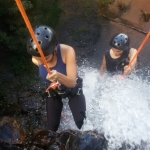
[39,44,83,98]
[105,49,130,74]
[39,44,66,88]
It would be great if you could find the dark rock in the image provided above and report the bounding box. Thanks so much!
[72,28,100,47]
[0,104,21,116]
[71,130,108,150]
[50,129,78,150]
[0,117,108,150]
[31,130,58,149]
[0,117,26,149]
[141,10,150,22]
[49,129,107,150]
[1,73,15,82]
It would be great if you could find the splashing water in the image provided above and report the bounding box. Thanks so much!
[59,66,150,150]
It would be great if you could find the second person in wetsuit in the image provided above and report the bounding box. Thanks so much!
[27,25,86,132]
[100,33,137,76]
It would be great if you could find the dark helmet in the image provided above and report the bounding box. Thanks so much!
[109,33,130,51]
[27,25,58,56]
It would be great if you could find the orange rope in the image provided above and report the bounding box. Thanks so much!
[15,0,66,121]
[15,0,51,75]
[15,0,61,92]
[122,31,150,76]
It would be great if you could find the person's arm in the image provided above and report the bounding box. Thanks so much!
[123,48,137,75]
[46,44,77,88]
[100,56,106,75]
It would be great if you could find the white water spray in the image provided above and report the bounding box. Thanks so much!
[59,66,150,150]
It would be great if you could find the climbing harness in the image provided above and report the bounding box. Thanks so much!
[46,77,83,99]
[15,0,60,92]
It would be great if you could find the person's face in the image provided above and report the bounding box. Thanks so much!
[112,48,123,57]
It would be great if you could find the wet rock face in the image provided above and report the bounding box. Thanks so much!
[30,130,58,149]
[0,119,107,150]
[0,117,26,150]
[30,130,78,149]
[71,130,108,150]
[72,28,100,47]
[49,130,107,150]
[0,117,25,144]
[50,130,78,150]
[141,10,150,22]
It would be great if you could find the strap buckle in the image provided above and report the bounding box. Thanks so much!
[46,81,61,92]
[77,88,82,95]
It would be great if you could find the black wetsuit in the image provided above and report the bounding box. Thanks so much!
[105,49,130,75]
[39,44,86,131]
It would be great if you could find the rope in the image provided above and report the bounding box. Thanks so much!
[122,31,150,76]
[15,0,60,92]
[15,0,50,74]
[15,0,66,121]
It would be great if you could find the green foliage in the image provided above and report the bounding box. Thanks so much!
[27,0,62,28]
[0,0,61,98]
[0,0,31,52]
[0,0,61,76]
[0,0,61,55]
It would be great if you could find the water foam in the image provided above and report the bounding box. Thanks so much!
[59,66,150,150]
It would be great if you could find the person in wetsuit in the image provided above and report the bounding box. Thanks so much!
[27,25,86,132]
[100,33,137,75]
